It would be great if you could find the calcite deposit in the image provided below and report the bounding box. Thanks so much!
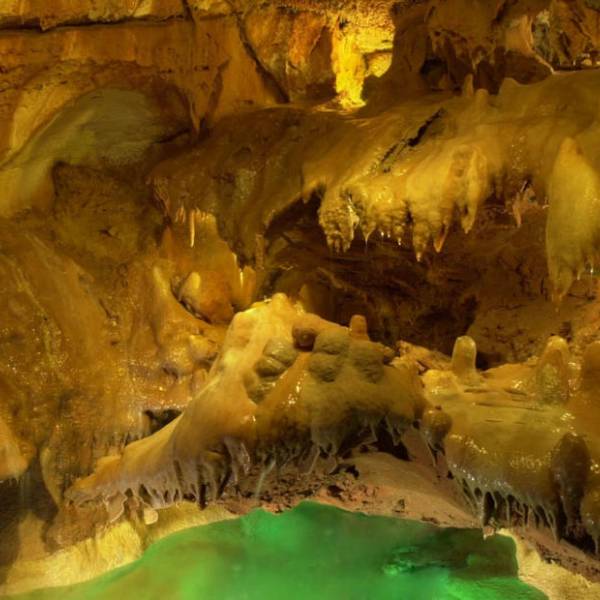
[4,0,600,597]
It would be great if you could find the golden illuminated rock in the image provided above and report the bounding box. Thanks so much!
[4,0,600,595]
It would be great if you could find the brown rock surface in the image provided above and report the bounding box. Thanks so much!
[4,0,600,595]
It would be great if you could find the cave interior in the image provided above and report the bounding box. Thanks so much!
[3,1,600,598]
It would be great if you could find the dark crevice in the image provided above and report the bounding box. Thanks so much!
[492,0,511,26]
[154,127,193,146]
[0,461,56,584]
[144,409,182,434]
[407,108,445,148]
[374,426,410,461]
[232,14,290,104]
[380,143,400,171]
[205,60,230,123]
[380,108,445,173]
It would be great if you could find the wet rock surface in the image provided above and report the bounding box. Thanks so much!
[4,1,600,597]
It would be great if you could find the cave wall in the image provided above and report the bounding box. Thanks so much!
[2,0,600,216]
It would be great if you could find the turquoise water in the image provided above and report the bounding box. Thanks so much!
[14,502,546,600]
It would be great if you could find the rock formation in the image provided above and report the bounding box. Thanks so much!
[3,0,600,596]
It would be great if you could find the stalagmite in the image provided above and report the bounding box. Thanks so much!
[451,336,478,383]
[535,336,570,405]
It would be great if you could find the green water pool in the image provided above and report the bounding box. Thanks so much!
[14,502,546,600]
